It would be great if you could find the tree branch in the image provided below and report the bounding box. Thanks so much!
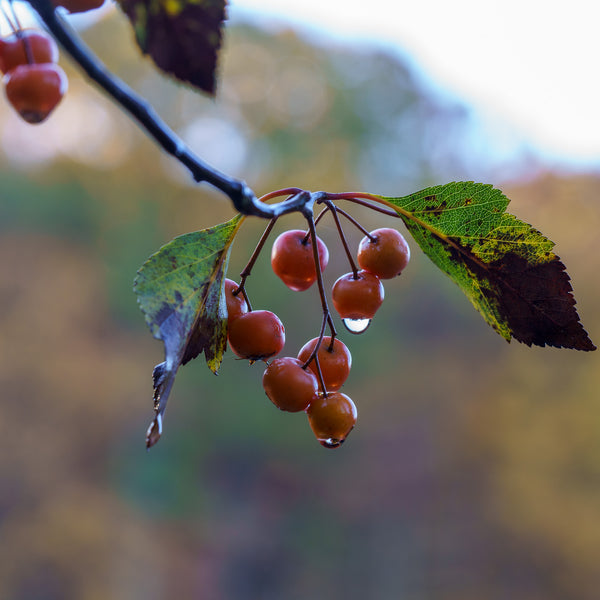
[26,0,311,219]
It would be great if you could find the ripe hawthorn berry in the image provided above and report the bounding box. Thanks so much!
[262,357,319,412]
[4,63,68,124]
[331,270,384,320]
[357,227,410,279]
[307,392,357,448]
[227,309,285,361]
[0,30,59,75]
[223,278,248,322]
[271,229,329,292]
[51,0,105,13]
[297,336,352,391]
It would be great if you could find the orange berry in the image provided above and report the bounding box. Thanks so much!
[271,229,329,292]
[297,336,352,391]
[307,392,357,448]
[223,278,248,322]
[4,63,67,124]
[0,30,59,74]
[357,228,410,279]
[331,270,384,320]
[52,0,105,13]
[262,357,319,412]
[228,310,285,361]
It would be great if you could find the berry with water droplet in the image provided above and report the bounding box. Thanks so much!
[331,270,384,323]
[0,30,59,75]
[357,227,410,279]
[297,336,352,391]
[307,392,357,448]
[271,229,329,291]
[228,310,285,361]
[4,63,67,124]
[262,357,319,412]
[224,278,248,322]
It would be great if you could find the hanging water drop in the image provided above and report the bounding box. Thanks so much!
[319,437,344,449]
[342,317,371,334]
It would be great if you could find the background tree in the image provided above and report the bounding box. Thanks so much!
[0,2,599,599]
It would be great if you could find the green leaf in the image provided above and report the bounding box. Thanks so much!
[377,182,595,351]
[118,0,227,95]
[134,214,243,447]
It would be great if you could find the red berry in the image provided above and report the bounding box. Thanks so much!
[357,227,410,279]
[307,392,357,448]
[0,30,59,74]
[4,63,68,124]
[51,0,105,13]
[262,357,319,412]
[331,270,384,320]
[228,310,285,361]
[223,278,248,322]
[297,336,352,391]
[271,229,329,292]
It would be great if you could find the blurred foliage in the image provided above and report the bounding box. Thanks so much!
[0,9,599,600]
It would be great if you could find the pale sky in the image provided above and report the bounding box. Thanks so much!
[232,0,600,169]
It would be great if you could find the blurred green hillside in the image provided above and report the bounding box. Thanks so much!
[0,11,599,600]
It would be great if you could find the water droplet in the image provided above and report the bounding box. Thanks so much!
[319,437,344,449]
[342,318,371,334]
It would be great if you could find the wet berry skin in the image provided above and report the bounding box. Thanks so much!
[4,63,68,124]
[331,270,384,320]
[271,229,329,292]
[0,30,59,75]
[357,227,410,279]
[51,0,105,13]
[262,357,319,412]
[228,310,285,361]
[307,392,357,448]
[223,278,248,322]
[297,336,352,391]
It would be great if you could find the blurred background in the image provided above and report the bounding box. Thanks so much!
[1,2,600,599]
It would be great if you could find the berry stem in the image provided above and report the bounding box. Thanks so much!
[324,200,359,279]
[300,312,329,395]
[0,3,18,32]
[8,4,35,65]
[333,206,377,242]
[236,216,279,309]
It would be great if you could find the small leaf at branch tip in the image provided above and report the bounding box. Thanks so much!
[146,414,162,449]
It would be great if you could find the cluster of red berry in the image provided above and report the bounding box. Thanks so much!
[0,0,104,123]
[224,225,410,448]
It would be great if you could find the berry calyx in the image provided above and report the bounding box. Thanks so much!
[331,270,384,320]
[4,63,68,124]
[227,309,285,361]
[271,229,329,292]
[51,0,105,13]
[0,30,59,74]
[262,357,319,412]
[357,227,410,279]
[297,336,352,391]
[223,278,248,322]
[307,392,357,448]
